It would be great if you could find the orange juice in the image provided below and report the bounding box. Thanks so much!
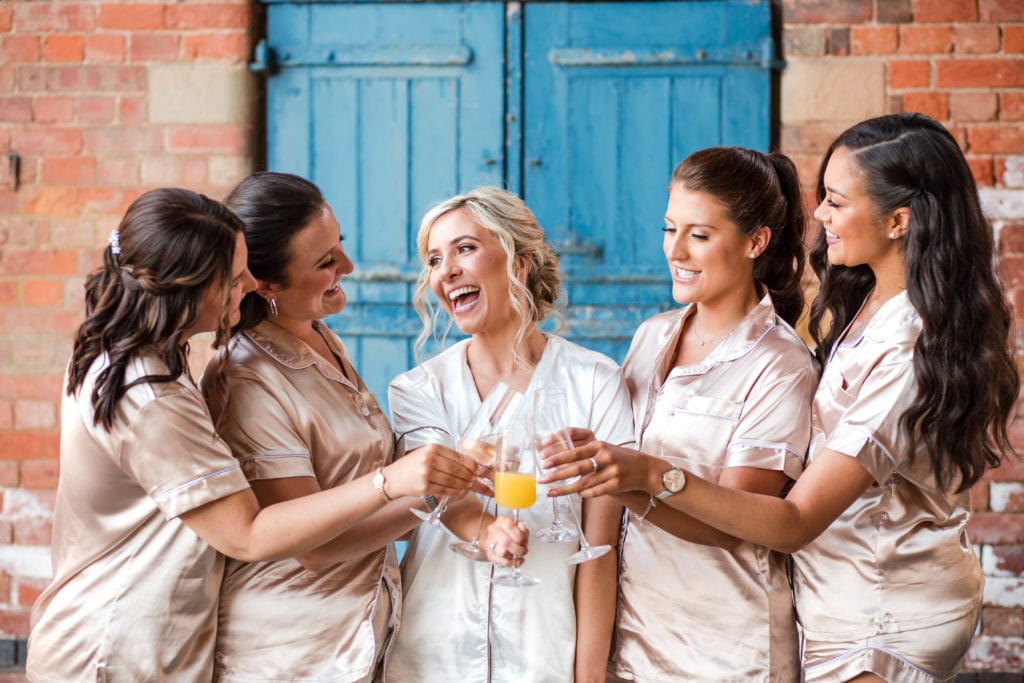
[494,472,536,509]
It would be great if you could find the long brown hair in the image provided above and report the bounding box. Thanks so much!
[67,188,243,429]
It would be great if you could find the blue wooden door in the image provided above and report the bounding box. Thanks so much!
[523,1,775,360]
[260,1,505,411]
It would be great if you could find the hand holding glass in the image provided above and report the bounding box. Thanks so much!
[492,426,541,587]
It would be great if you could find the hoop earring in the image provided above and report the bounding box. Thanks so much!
[269,298,279,317]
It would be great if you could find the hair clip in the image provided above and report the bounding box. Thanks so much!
[108,229,121,256]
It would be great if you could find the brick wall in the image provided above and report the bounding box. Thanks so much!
[0,0,1021,675]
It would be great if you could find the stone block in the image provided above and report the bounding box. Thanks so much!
[781,60,885,123]
[148,63,254,124]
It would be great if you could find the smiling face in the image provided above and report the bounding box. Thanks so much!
[814,146,899,270]
[425,208,517,336]
[264,202,354,324]
[662,184,762,309]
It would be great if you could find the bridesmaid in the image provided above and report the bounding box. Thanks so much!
[547,114,1018,681]
[385,187,634,683]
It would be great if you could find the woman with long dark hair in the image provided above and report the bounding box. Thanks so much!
[546,114,1019,681]
[26,188,476,681]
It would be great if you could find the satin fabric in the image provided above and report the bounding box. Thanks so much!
[27,354,251,681]
[795,291,983,679]
[385,335,634,683]
[203,320,399,682]
[614,294,818,682]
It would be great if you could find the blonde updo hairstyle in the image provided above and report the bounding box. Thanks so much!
[413,186,563,361]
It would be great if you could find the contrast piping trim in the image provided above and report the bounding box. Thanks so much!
[804,645,941,680]
[154,463,242,499]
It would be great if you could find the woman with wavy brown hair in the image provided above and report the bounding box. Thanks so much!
[546,114,1019,682]
[26,188,477,681]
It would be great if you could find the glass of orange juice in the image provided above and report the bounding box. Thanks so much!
[492,425,541,587]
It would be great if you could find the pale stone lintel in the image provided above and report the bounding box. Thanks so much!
[781,59,885,124]
[148,63,255,124]
[980,188,1024,221]
[0,546,52,580]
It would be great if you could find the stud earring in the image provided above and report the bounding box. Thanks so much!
[269,298,279,317]
[748,252,757,259]
[889,231,897,239]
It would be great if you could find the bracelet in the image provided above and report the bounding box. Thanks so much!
[634,495,656,522]
[423,495,439,512]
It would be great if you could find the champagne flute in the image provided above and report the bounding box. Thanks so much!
[449,434,502,560]
[532,390,579,543]
[491,425,541,587]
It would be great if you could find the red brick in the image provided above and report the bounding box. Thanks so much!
[0,402,10,431]
[0,460,16,487]
[968,512,1024,543]
[77,95,116,123]
[3,310,80,336]
[949,91,999,121]
[13,518,51,545]
[0,5,12,33]
[0,375,64,401]
[20,188,81,217]
[42,35,84,63]
[969,125,1024,153]
[83,127,162,155]
[181,32,247,61]
[0,35,40,63]
[11,127,82,155]
[14,577,48,608]
[1001,255,1024,286]
[967,157,995,186]
[953,24,1001,53]
[165,2,249,29]
[16,64,46,91]
[981,0,1024,21]
[913,0,979,21]
[991,544,1024,573]
[0,248,78,277]
[182,157,208,186]
[164,126,249,154]
[973,480,991,511]
[0,281,15,307]
[20,459,57,489]
[81,187,135,216]
[129,33,179,62]
[0,610,31,638]
[982,607,1024,636]
[1002,92,1024,120]
[12,3,63,31]
[45,65,100,92]
[21,280,63,307]
[98,3,164,30]
[898,25,953,54]
[97,157,140,186]
[84,34,125,63]
[937,58,1024,88]
[1005,25,1024,52]
[901,91,949,120]
[889,60,931,88]
[118,95,145,123]
[0,432,59,460]
[0,63,14,93]
[41,157,96,186]
[0,96,31,122]
[782,0,873,23]
[32,95,75,123]
[59,4,97,31]
[851,26,899,55]
[0,522,10,545]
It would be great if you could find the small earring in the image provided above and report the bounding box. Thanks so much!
[269,298,279,317]
[889,231,897,239]
[748,252,757,259]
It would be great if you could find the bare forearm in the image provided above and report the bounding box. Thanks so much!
[298,498,426,569]
[617,491,741,550]
[574,550,618,681]
[440,495,493,542]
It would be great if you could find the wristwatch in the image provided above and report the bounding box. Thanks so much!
[656,466,686,500]
[372,468,393,503]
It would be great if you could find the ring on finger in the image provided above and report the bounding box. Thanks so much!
[489,542,499,551]
[589,456,599,473]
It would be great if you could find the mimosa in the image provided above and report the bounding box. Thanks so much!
[494,472,536,509]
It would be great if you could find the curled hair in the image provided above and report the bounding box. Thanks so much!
[412,187,563,362]
[68,188,243,429]
[671,147,807,326]
[808,113,1019,491]
[224,172,326,333]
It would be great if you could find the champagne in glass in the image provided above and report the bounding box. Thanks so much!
[492,425,541,588]
[449,433,502,561]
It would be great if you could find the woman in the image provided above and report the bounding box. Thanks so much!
[201,172,484,682]
[385,187,634,683]
[27,188,476,682]
[547,114,1019,681]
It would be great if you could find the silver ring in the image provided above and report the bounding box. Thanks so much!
[589,456,599,473]
[489,542,499,551]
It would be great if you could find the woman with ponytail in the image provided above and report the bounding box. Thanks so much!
[547,115,1018,681]
[26,188,477,681]
[536,147,818,681]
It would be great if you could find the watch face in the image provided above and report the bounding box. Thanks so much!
[663,468,686,493]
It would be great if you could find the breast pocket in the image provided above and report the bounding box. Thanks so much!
[823,373,858,410]
[672,394,743,422]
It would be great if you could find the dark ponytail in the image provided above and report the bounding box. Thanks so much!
[671,147,806,326]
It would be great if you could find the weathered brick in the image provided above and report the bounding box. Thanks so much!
[180,32,248,62]
[118,95,145,124]
[953,24,1001,54]
[164,125,249,154]
[969,512,1024,543]
[965,634,1024,671]
[851,26,898,55]
[182,157,208,186]
[0,610,30,638]
[12,3,63,31]
[0,35,40,63]
[19,459,57,489]
[83,127,162,155]
[980,0,1024,21]
[0,432,59,460]
[14,577,48,608]
[0,97,32,122]
[96,157,140,186]
[991,482,1024,512]
[970,125,1024,154]
[982,607,1024,636]
[782,0,872,23]
[58,4,97,32]
[0,249,78,277]
[98,4,164,30]
[77,95,116,123]
[165,2,249,29]
[0,460,16,488]
[129,33,179,62]
[41,157,96,186]
[878,0,914,22]
[12,518,51,546]
[968,157,995,186]
[950,91,999,122]
[898,24,953,54]
[42,35,84,63]
[1005,25,1024,52]
[32,95,74,123]
[901,91,949,120]
[0,376,64,402]
[140,156,183,185]
[1002,92,1024,121]
[973,479,992,511]
[889,60,931,88]
[1001,157,1024,187]
[937,58,1024,88]
[20,280,63,308]
[913,0,979,21]
[96,64,146,92]
[84,34,125,63]
[16,64,46,91]
[18,188,81,218]
[826,27,850,56]
[45,64,100,92]
[0,4,12,33]
[11,128,82,155]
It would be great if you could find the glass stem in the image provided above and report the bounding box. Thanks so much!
[471,497,491,545]
[510,509,522,579]
[564,495,589,549]
[550,496,561,526]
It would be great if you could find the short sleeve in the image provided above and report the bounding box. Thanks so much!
[389,370,451,455]
[120,391,250,520]
[823,360,916,484]
[588,365,635,448]
[725,365,817,480]
[212,374,315,482]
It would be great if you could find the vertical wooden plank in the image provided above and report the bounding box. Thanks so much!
[409,78,459,259]
[505,2,524,196]
[568,76,618,266]
[670,76,722,165]
[360,77,410,265]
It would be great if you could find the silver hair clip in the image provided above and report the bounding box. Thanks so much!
[108,229,121,256]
